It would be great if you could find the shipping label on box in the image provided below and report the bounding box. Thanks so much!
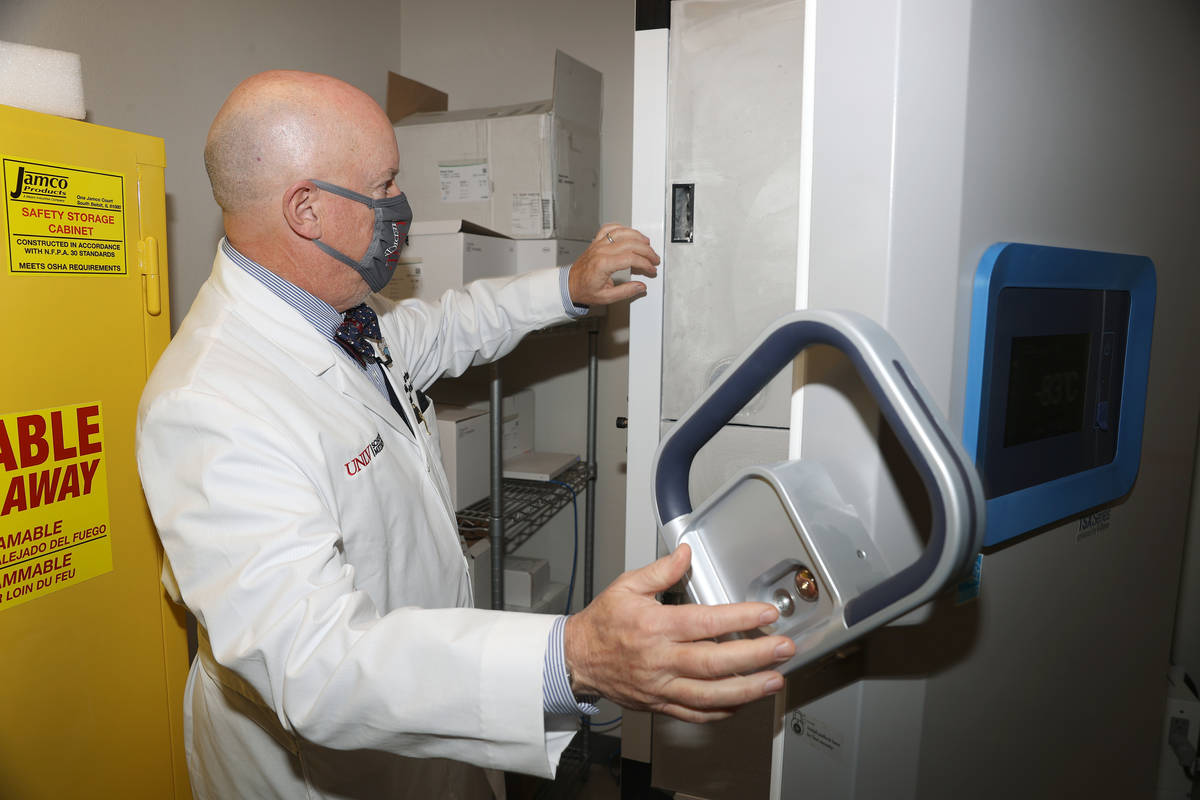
[439,160,489,203]
[511,192,553,238]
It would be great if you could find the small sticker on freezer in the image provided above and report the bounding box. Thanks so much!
[1076,509,1112,542]
[439,161,489,203]
[789,711,845,762]
[511,192,552,237]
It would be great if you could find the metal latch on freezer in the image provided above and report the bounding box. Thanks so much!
[652,309,987,673]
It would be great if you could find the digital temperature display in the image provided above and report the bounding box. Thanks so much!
[1003,333,1090,447]
[963,242,1154,546]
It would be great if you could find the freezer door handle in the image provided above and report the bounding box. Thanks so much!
[653,309,985,642]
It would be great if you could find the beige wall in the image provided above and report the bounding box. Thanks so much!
[399,0,638,603]
[0,0,405,325]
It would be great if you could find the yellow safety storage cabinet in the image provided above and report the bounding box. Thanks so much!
[0,104,190,799]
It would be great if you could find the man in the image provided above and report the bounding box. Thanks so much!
[137,70,795,799]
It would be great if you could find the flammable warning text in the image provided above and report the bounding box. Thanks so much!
[0,519,64,567]
[1,553,75,601]
[1,553,73,587]
[1,405,103,517]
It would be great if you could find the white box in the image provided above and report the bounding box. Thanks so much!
[503,556,550,608]
[434,405,489,510]
[391,51,602,240]
[514,238,590,271]
[468,389,534,460]
[381,219,515,303]
[506,581,569,615]
[513,239,614,315]
[503,451,579,482]
[463,537,491,610]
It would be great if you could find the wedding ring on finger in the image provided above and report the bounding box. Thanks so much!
[605,232,615,245]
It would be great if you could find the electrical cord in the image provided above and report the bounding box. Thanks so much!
[589,715,623,729]
[548,479,578,615]
[549,477,618,732]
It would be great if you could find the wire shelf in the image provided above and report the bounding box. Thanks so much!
[456,461,590,554]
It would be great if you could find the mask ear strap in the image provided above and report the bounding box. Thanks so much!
[313,238,364,270]
[309,179,374,267]
[310,179,374,206]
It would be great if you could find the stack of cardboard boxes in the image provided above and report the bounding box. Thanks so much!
[385,51,601,615]
[438,387,576,614]
[382,49,602,307]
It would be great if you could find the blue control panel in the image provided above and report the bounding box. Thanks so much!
[963,243,1155,546]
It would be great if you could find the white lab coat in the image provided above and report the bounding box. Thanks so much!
[136,244,580,799]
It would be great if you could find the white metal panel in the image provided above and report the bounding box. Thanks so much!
[781,1,940,796]
[683,424,790,509]
[913,1,1200,796]
[623,25,671,769]
[781,1,1200,798]
[634,2,1199,798]
[660,0,805,428]
[625,28,670,575]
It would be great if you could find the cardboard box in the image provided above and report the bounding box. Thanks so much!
[513,238,589,271]
[463,537,491,610]
[434,405,489,510]
[390,51,602,240]
[513,238,612,315]
[503,556,551,608]
[503,451,579,482]
[381,219,515,303]
[506,581,569,615]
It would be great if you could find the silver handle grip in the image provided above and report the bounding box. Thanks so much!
[653,309,985,627]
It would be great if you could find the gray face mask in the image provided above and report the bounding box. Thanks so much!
[310,179,413,292]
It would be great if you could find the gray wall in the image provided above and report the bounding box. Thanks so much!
[2,1,639,608]
[1,0,405,326]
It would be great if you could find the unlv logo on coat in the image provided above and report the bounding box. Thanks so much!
[344,434,385,476]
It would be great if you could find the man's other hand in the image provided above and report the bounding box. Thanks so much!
[563,544,796,723]
[567,224,661,307]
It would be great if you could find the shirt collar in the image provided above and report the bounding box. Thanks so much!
[221,238,344,350]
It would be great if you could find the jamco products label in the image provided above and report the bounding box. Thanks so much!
[0,402,114,611]
[3,158,126,275]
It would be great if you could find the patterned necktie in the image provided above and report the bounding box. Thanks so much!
[335,304,392,367]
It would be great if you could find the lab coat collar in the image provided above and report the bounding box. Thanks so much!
[208,242,418,443]
[209,242,339,376]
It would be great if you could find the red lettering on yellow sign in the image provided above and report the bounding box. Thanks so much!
[0,405,102,472]
[0,404,105,517]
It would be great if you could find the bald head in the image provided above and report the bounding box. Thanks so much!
[203,71,401,310]
[204,71,391,215]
